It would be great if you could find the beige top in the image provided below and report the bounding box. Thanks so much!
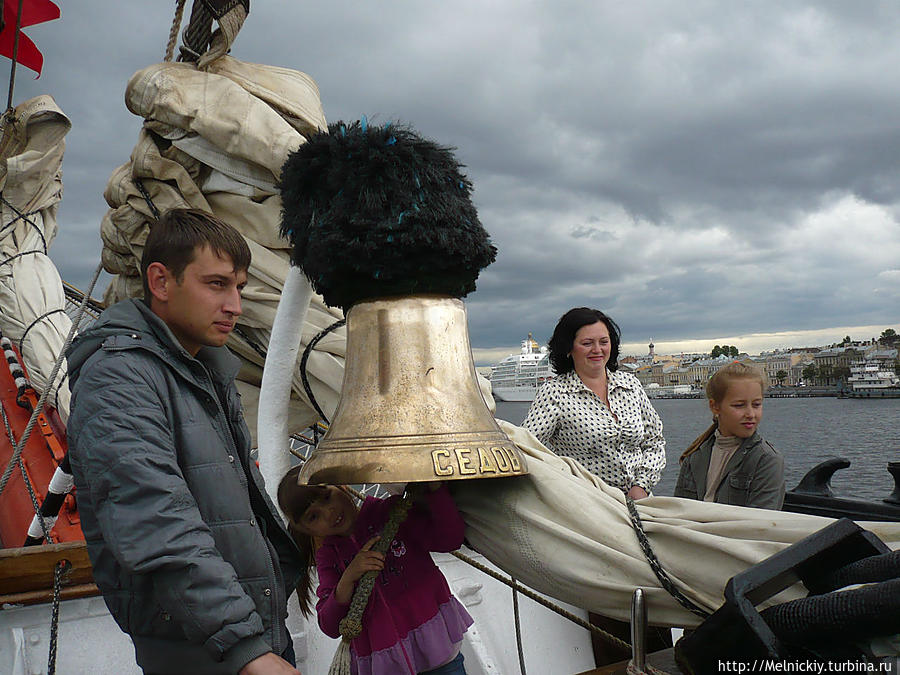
[703,432,743,501]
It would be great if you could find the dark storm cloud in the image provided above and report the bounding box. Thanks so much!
[13,1,900,358]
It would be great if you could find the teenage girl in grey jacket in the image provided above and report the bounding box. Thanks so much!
[674,362,785,510]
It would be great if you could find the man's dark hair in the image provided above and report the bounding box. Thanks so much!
[547,307,622,374]
[141,208,251,302]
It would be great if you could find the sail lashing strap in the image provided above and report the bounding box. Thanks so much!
[626,496,711,620]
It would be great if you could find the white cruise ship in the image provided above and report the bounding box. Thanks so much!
[490,333,554,402]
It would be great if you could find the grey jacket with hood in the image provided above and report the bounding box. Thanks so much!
[66,299,301,674]
[673,430,785,510]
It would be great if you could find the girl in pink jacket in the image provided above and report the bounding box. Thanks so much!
[277,467,473,674]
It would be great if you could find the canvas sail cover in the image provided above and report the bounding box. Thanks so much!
[451,418,900,640]
[100,56,345,442]
[0,94,72,419]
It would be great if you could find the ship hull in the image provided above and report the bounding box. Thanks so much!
[491,386,537,402]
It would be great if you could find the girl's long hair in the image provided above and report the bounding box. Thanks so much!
[276,465,329,617]
[680,361,767,461]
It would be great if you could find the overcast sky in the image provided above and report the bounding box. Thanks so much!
[13,1,900,365]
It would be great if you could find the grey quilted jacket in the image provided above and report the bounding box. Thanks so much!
[67,299,301,674]
[673,431,785,510]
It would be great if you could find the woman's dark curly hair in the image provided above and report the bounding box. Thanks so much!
[547,307,621,374]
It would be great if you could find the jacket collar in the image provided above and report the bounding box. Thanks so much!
[67,298,241,388]
[693,430,763,497]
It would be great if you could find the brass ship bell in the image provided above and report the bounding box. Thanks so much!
[298,295,528,485]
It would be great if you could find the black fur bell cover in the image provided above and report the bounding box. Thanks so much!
[279,120,497,310]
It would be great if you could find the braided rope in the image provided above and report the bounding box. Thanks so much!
[0,248,40,270]
[328,495,414,674]
[180,2,213,62]
[512,577,527,675]
[626,497,710,620]
[165,0,188,62]
[626,659,670,675]
[338,495,414,640]
[233,325,268,360]
[133,178,161,220]
[47,559,70,675]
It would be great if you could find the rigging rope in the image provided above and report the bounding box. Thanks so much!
[5,0,25,112]
[180,1,214,63]
[512,577,527,675]
[165,0,189,63]
[47,558,70,675]
[19,309,68,378]
[299,318,345,425]
[233,324,268,361]
[0,196,47,252]
[0,262,103,496]
[133,178,161,221]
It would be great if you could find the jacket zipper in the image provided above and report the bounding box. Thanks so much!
[198,361,283,656]
[106,342,284,655]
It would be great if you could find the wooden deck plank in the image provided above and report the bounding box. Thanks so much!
[0,541,94,595]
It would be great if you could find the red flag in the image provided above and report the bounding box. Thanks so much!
[0,0,60,77]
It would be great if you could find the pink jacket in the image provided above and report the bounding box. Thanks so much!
[315,486,473,675]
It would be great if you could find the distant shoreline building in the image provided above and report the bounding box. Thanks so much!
[622,338,898,391]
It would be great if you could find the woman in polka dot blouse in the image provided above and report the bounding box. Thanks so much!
[522,307,666,500]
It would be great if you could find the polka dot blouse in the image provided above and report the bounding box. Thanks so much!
[522,369,666,492]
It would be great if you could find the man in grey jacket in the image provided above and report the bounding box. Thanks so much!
[67,209,302,674]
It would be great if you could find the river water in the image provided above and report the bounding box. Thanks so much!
[494,397,900,501]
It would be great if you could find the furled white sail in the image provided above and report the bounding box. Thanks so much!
[99,56,345,443]
[452,419,900,630]
[0,95,72,419]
